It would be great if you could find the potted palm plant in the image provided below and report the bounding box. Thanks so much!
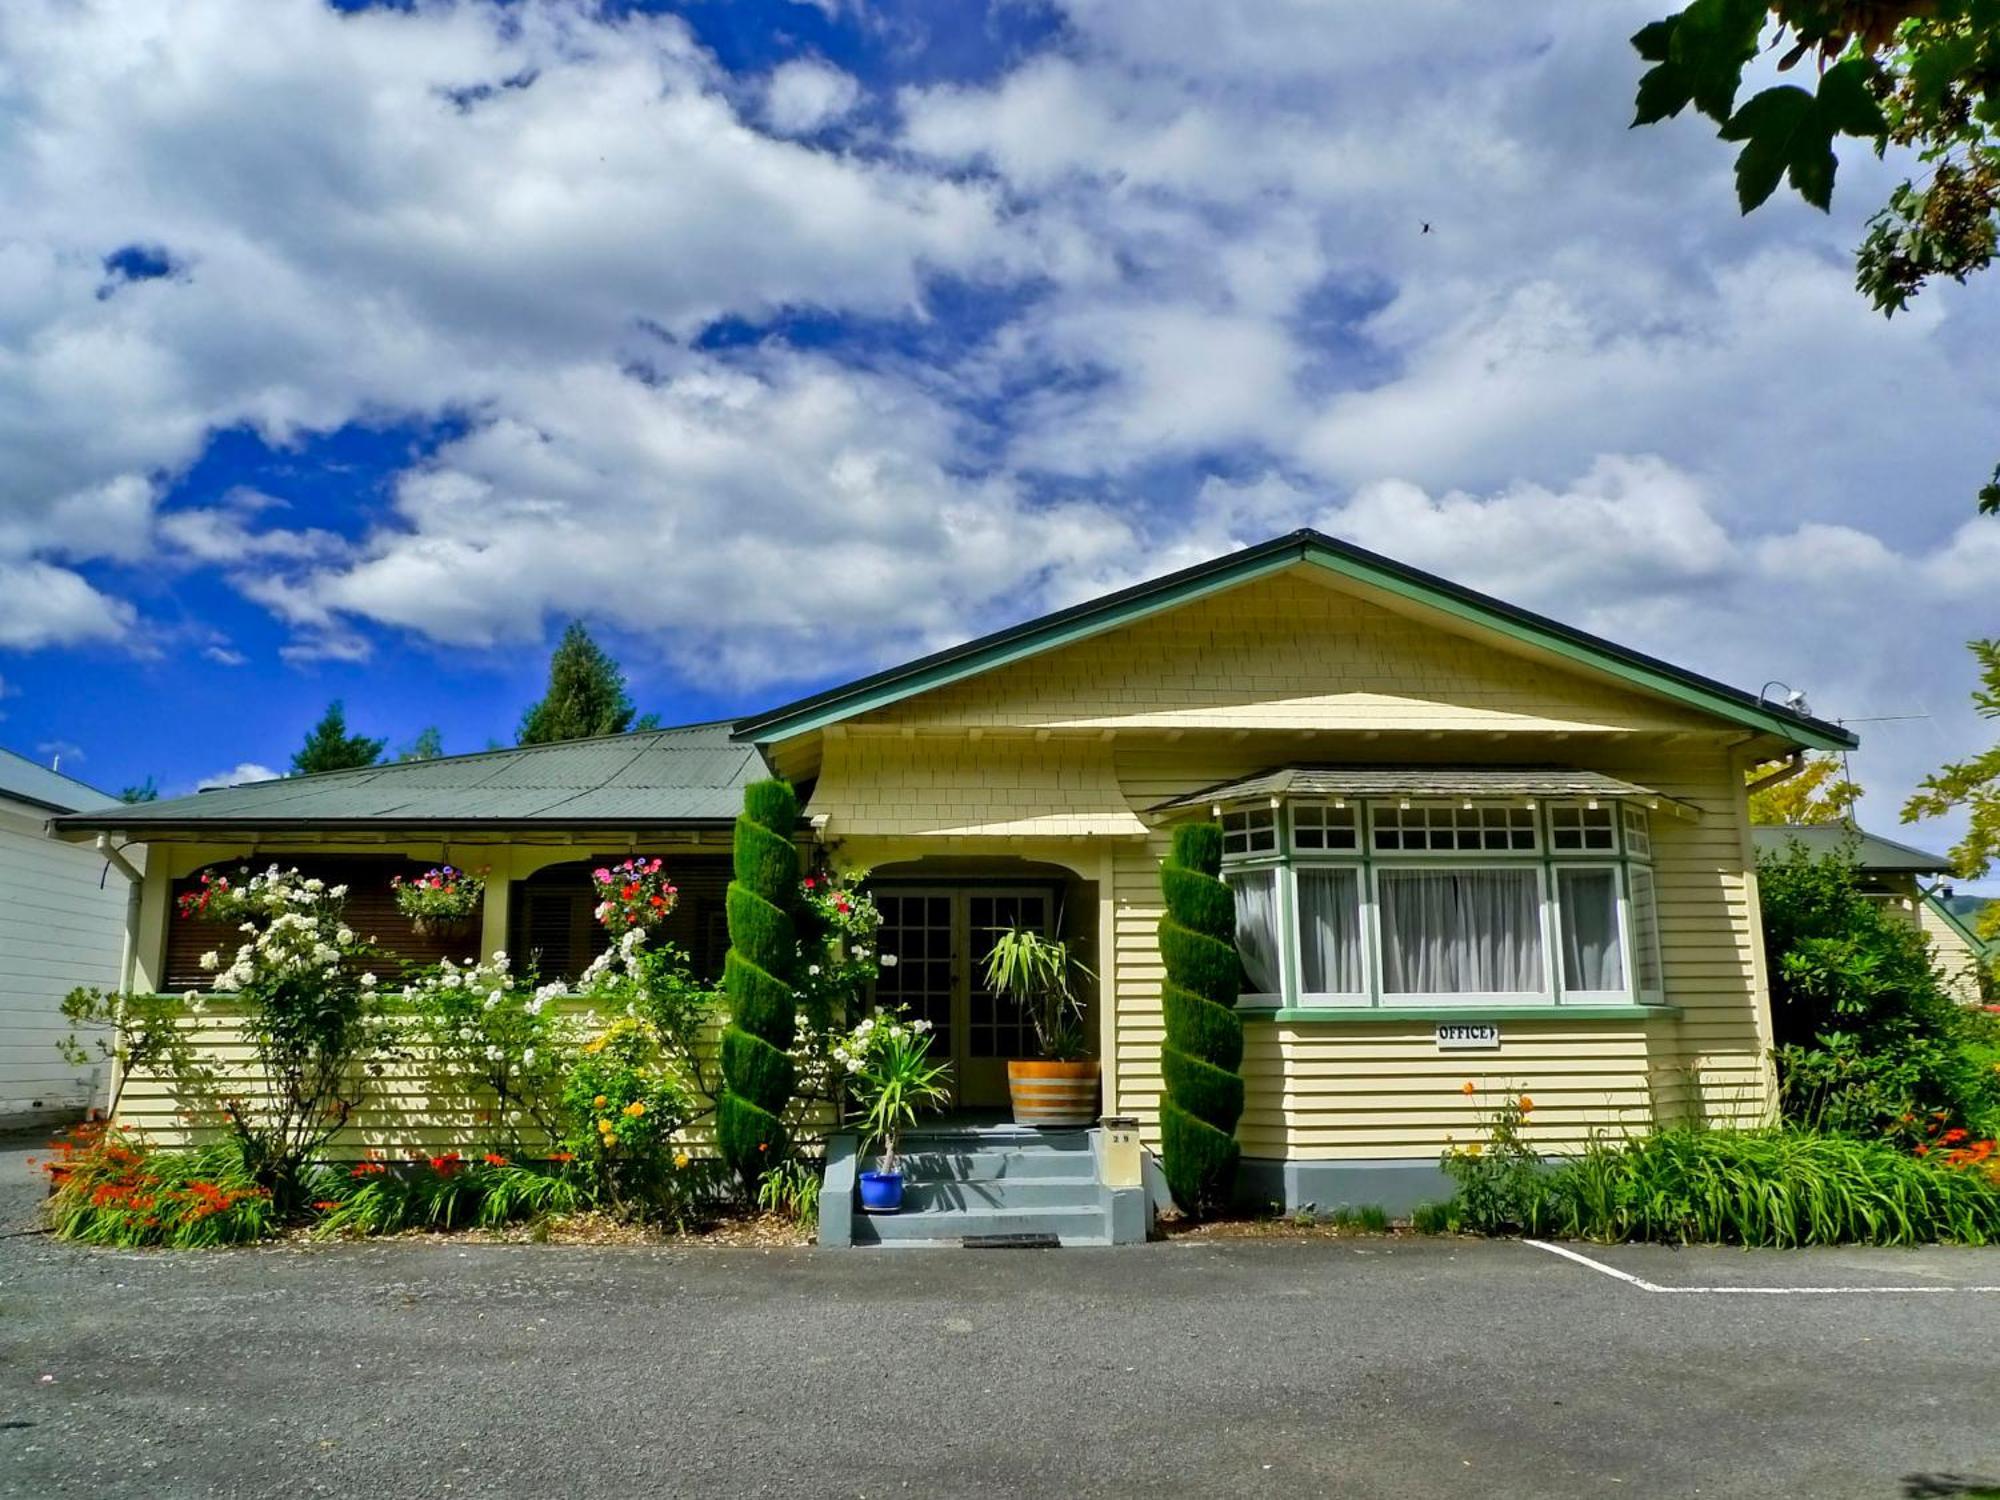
[983,928,1099,1127]
[835,1011,952,1213]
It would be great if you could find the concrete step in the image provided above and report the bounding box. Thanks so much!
[891,1176,1102,1212]
[851,1203,1108,1246]
[878,1146,1095,1182]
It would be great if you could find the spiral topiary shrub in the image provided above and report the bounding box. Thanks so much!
[717,778,801,1183]
[1158,821,1245,1216]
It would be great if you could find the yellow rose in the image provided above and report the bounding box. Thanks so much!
[602,1133,618,1148]
[673,1151,690,1169]
[623,1100,645,1118]
[593,1094,608,1109]
[598,1117,614,1133]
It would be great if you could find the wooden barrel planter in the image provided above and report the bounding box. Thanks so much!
[410,913,476,941]
[1006,1059,1100,1127]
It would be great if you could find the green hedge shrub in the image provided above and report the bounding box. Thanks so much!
[1157,821,1245,1216]
[1759,840,2000,1141]
[717,778,801,1183]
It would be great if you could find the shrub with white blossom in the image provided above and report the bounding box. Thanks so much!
[396,954,582,1150]
[190,865,395,1209]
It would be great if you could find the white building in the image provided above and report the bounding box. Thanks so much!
[0,748,135,1128]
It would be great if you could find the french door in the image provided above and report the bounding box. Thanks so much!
[871,886,1056,1108]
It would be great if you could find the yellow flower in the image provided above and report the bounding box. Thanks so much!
[598,1117,614,1134]
[623,1100,645,1118]
[602,1133,618,1148]
[1465,1142,1484,1156]
[1461,1080,1476,1096]
[582,1037,608,1056]
[673,1151,690,1169]
[593,1094,608,1109]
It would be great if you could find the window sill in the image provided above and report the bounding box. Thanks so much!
[1239,1003,1680,1023]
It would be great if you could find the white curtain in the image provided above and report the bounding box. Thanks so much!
[1228,870,1282,995]
[1380,868,1544,994]
[1297,868,1363,995]
[1558,868,1625,992]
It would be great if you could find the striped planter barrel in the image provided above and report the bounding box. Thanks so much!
[1006,1060,1101,1127]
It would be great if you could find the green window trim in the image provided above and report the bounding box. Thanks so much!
[1241,1003,1681,1023]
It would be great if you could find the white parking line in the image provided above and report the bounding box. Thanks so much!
[1523,1239,2000,1295]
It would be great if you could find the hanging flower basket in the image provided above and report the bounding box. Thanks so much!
[409,912,476,940]
[591,857,678,931]
[393,866,486,935]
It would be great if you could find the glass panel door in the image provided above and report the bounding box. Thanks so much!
[960,890,1053,1108]
[872,890,956,1068]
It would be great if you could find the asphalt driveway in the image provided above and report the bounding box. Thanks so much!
[2,1134,1996,1500]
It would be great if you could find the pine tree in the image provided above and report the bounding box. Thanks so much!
[717,779,801,1184]
[290,700,385,775]
[118,776,159,804]
[1157,821,1246,1217]
[517,622,641,745]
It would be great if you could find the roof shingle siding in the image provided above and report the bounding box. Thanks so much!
[55,723,771,832]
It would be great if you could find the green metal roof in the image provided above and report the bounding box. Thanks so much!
[52,722,770,834]
[1750,824,1956,875]
[732,530,1859,751]
[0,745,114,815]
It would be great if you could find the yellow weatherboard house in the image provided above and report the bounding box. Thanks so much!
[53,530,1855,1225]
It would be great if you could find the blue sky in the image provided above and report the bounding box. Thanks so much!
[0,0,1995,880]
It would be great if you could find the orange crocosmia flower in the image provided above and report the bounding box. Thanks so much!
[548,1151,575,1164]
[1915,1144,1930,1156]
[313,1201,340,1211]
[483,1153,509,1167]
[1461,1081,1477,1096]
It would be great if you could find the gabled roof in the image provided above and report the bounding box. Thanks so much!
[53,722,770,835]
[731,530,1858,750]
[1921,888,1995,958]
[1750,824,1956,875]
[1153,765,1698,818]
[0,746,114,815]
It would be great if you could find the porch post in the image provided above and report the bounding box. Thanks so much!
[480,858,512,964]
[1097,847,1119,1116]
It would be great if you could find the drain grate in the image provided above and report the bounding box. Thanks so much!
[962,1233,1061,1249]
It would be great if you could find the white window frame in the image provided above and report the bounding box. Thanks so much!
[1288,860,1371,1007]
[1225,860,1290,1008]
[1546,800,1619,855]
[1621,804,1653,861]
[1625,863,1667,1004]
[1550,861,1634,1003]
[1369,800,1541,857]
[1370,861,1554,1008]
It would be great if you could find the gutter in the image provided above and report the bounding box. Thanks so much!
[1744,750,1807,797]
[95,835,144,1121]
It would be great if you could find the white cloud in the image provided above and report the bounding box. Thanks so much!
[196,762,281,791]
[0,0,1994,869]
[761,58,862,136]
[0,561,135,649]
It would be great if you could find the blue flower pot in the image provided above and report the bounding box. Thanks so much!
[858,1170,904,1214]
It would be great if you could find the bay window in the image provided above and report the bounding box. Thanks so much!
[1212,797,1666,1010]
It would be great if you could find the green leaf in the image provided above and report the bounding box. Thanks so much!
[1979,464,2000,516]
[1722,85,1822,211]
[1815,58,1888,140]
[1631,18,1694,125]
[1670,0,1765,122]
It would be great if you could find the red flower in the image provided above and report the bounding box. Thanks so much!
[1942,1128,1969,1145]
[548,1151,576,1164]
[482,1153,509,1167]
[1915,1144,1930,1157]
[350,1161,387,1178]
[313,1200,340,1211]
[430,1153,463,1177]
